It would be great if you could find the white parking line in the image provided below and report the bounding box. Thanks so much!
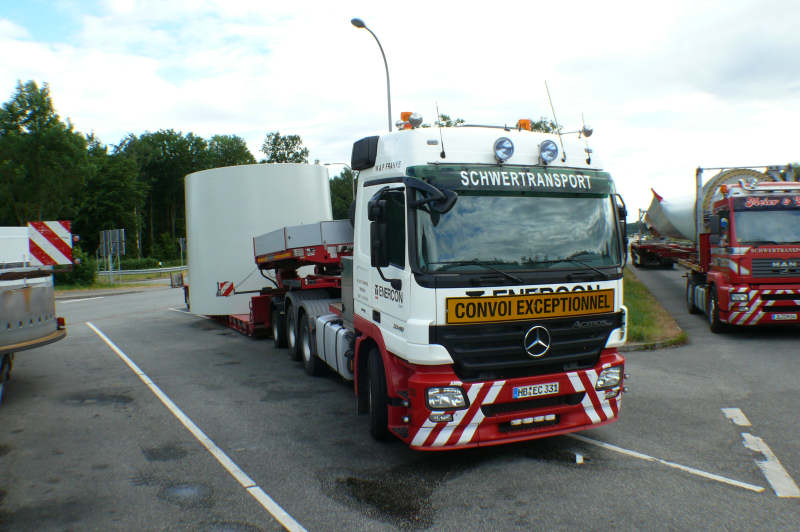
[741,433,800,498]
[568,434,765,493]
[86,322,306,531]
[60,296,105,304]
[721,408,752,427]
[169,307,211,319]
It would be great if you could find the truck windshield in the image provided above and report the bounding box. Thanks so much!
[413,191,621,273]
[734,209,800,244]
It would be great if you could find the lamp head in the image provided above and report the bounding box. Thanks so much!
[351,18,365,28]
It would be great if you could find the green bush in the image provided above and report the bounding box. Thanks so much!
[120,257,159,269]
[54,246,96,286]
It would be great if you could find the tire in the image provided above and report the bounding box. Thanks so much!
[631,250,640,268]
[286,304,301,361]
[300,313,325,376]
[367,348,390,441]
[708,289,727,333]
[271,306,287,348]
[0,354,12,406]
[686,279,701,314]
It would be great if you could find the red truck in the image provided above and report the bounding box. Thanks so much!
[631,166,800,332]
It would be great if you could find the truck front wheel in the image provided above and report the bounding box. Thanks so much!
[686,279,700,314]
[0,354,12,406]
[708,289,727,333]
[367,348,390,441]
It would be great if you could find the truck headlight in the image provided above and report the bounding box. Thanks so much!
[426,387,468,410]
[493,137,514,162]
[730,293,748,302]
[539,140,559,163]
[595,366,623,390]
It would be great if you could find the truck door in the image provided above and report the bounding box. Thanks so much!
[368,188,411,345]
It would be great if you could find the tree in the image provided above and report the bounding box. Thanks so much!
[530,117,558,133]
[436,114,465,127]
[208,134,256,168]
[330,167,355,219]
[0,80,88,225]
[260,131,308,163]
[74,136,145,254]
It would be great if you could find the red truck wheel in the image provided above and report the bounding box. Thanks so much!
[286,305,301,361]
[686,280,701,314]
[708,290,727,333]
[271,306,287,348]
[300,314,325,377]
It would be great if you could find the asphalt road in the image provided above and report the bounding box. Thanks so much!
[1,276,798,531]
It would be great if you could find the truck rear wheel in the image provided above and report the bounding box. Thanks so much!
[0,354,12,406]
[286,305,301,361]
[708,289,727,333]
[686,279,700,314]
[271,306,287,348]
[368,348,390,441]
[300,313,325,376]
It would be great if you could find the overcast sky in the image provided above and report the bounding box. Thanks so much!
[2,0,799,219]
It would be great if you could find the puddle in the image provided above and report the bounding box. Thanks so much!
[142,443,188,462]
[158,483,213,508]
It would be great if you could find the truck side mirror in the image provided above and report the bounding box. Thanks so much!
[370,221,389,268]
[368,197,386,222]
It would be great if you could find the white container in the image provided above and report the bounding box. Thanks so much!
[185,163,332,316]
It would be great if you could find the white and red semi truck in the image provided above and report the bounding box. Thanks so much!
[0,222,71,404]
[631,166,800,332]
[246,116,629,450]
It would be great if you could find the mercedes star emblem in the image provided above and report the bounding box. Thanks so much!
[523,325,551,358]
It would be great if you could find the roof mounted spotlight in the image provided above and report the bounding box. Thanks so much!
[494,137,514,163]
[539,140,558,164]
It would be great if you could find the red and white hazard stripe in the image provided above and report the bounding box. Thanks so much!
[28,221,72,266]
[729,289,800,325]
[217,281,235,297]
[409,369,621,449]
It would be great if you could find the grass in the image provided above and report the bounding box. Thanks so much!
[624,267,687,347]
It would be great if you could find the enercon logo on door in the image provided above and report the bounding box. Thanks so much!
[446,290,614,324]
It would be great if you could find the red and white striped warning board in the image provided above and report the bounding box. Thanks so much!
[216,281,234,297]
[28,221,73,266]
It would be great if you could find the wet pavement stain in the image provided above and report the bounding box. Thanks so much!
[142,443,188,462]
[0,497,93,529]
[324,458,470,530]
[0,444,10,457]
[64,391,133,406]
[201,522,266,532]
[158,483,213,508]
[214,361,241,367]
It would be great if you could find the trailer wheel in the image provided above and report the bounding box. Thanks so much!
[286,305,301,361]
[271,306,287,348]
[631,250,640,267]
[300,314,325,377]
[686,279,701,314]
[708,289,727,333]
[367,348,390,441]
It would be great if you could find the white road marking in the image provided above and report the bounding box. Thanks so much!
[568,434,765,493]
[60,296,105,304]
[741,433,800,498]
[86,322,306,532]
[721,407,752,427]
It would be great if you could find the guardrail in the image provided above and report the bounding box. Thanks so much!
[97,265,187,277]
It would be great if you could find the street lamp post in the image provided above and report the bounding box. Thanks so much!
[350,18,392,132]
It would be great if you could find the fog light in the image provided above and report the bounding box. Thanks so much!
[493,137,514,162]
[539,139,559,163]
[595,366,623,390]
[426,387,468,410]
[429,413,453,423]
[730,293,748,302]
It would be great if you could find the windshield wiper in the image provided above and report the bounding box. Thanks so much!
[526,258,610,280]
[428,260,523,283]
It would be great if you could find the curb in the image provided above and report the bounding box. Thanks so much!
[619,332,688,352]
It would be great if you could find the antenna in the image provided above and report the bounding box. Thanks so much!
[436,102,446,159]
[544,81,565,162]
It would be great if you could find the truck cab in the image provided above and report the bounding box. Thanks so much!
[345,119,628,448]
[694,180,800,329]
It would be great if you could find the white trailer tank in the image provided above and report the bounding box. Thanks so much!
[185,163,332,316]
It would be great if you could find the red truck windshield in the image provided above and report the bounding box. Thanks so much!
[734,209,800,244]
